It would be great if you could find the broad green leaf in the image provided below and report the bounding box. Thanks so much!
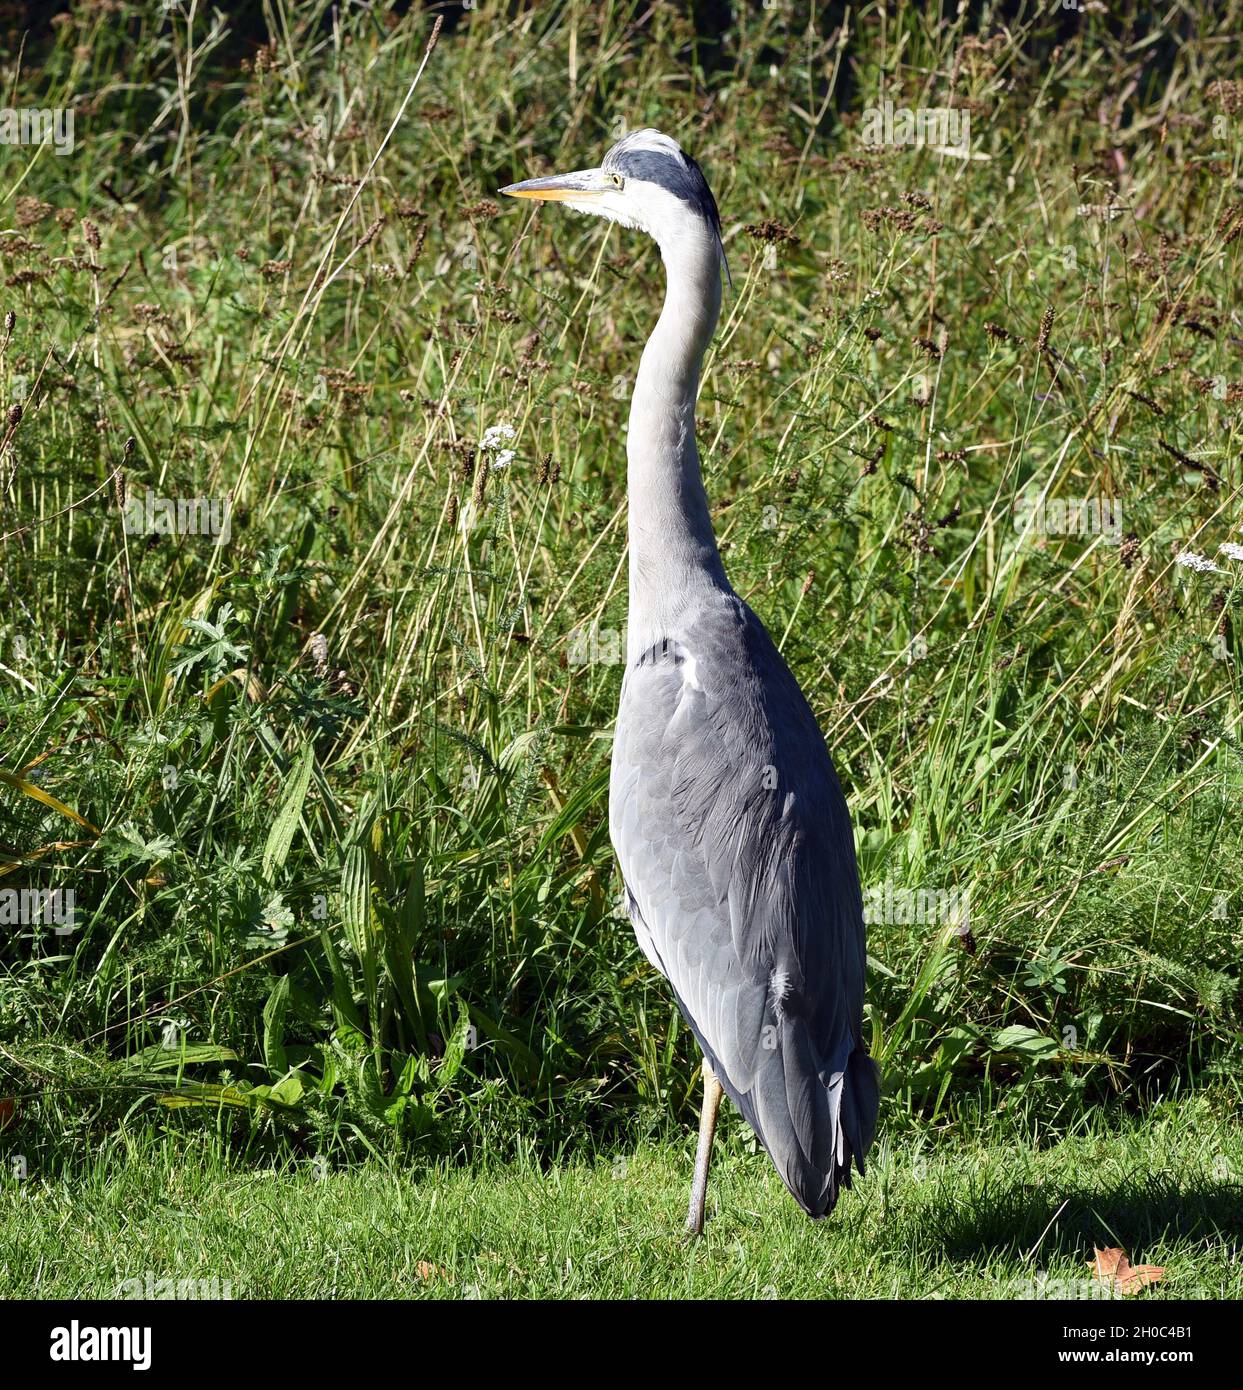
[341,844,378,1017]
[992,1025,1060,1060]
[438,1000,473,1083]
[267,1074,304,1106]
[320,927,365,1036]
[262,743,314,881]
[127,1043,238,1072]
[263,975,291,1076]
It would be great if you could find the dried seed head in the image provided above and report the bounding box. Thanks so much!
[1122,388,1164,417]
[861,206,918,234]
[457,446,475,485]
[743,219,799,245]
[1207,79,1243,114]
[472,456,490,507]
[1158,438,1221,492]
[1036,306,1054,354]
[1215,201,1242,236]
[357,216,385,249]
[16,197,53,228]
[82,218,101,250]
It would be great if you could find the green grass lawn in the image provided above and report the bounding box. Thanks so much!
[3,1097,1240,1300]
[1,0,1242,1299]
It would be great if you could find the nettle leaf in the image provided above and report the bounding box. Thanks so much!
[104,824,177,866]
[240,891,294,950]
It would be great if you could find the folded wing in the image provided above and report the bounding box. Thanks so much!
[609,597,878,1215]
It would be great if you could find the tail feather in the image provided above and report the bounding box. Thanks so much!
[843,1046,880,1175]
[676,988,879,1219]
[772,1035,877,1218]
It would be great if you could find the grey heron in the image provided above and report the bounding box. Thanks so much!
[502,129,878,1232]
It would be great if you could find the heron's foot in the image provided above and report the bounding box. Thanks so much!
[685,1159,712,1234]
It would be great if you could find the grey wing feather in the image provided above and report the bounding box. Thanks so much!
[610,597,879,1217]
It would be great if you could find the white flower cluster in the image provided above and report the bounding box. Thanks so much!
[1175,550,1223,574]
[481,422,517,468]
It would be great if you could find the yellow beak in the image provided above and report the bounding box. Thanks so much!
[499,168,608,203]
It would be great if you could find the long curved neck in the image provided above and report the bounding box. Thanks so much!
[626,228,728,661]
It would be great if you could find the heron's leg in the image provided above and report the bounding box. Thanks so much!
[685,1058,724,1236]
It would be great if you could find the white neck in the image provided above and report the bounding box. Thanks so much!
[625,223,729,661]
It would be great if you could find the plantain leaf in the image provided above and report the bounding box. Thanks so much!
[126,1043,238,1072]
[320,927,365,1038]
[263,975,291,1076]
[261,743,314,882]
[341,846,379,1023]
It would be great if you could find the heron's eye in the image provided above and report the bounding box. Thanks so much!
[609,172,624,189]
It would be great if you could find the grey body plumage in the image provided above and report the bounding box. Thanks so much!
[611,595,877,1216]
[503,128,877,1226]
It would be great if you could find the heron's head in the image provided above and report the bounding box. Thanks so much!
[500,128,729,282]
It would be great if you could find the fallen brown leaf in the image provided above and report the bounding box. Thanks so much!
[1091,1247,1165,1294]
[415,1260,453,1285]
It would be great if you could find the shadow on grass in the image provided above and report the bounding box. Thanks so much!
[922,1174,1243,1265]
